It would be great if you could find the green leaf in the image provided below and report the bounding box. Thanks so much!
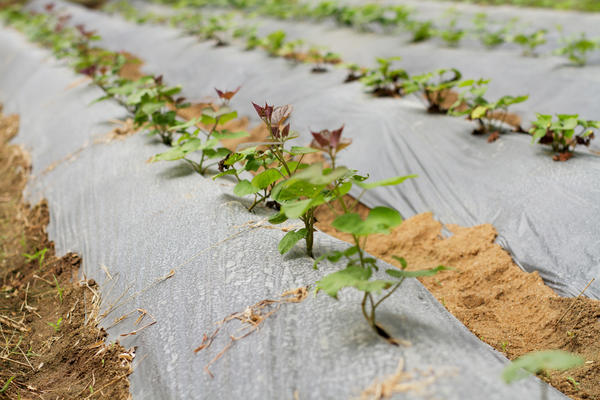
[212,130,250,140]
[355,174,417,190]
[562,117,579,130]
[281,198,318,219]
[289,146,320,155]
[234,179,259,197]
[502,350,584,384]
[316,266,392,298]
[386,265,449,278]
[278,228,307,254]
[168,117,201,131]
[252,168,282,190]
[0,376,15,394]
[292,164,349,185]
[151,147,186,162]
[392,255,407,269]
[332,207,402,236]
[212,169,238,180]
[217,110,238,125]
[269,211,288,224]
[471,105,488,119]
[201,113,217,125]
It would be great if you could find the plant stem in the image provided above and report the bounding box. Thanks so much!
[304,209,315,258]
[373,280,404,310]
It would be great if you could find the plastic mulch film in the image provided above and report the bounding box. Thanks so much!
[32,0,600,299]
[0,21,570,400]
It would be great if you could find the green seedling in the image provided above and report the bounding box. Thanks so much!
[47,317,63,333]
[472,13,517,48]
[409,20,435,43]
[214,102,301,212]
[0,376,15,394]
[451,79,528,141]
[530,113,599,161]
[23,247,48,267]
[151,87,248,173]
[438,11,464,47]
[566,376,580,389]
[555,31,598,66]
[511,29,547,56]
[402,68,462,113]
[53,274,63,303]
[315,214,447,343]
[343,63,368,83]
[99,75,190,145]
[360,57,409,97]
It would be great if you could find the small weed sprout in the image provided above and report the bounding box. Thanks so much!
[47,317,63,333]
[53,274,64,303]
[23,247,48,267]
[0,376,15,394]
[530,113,599,161]
[566,376,580,389]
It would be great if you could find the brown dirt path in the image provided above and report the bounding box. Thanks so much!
[0,107,132,399]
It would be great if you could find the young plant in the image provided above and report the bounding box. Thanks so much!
[53,274,64,303]
[451,79,528,141]
[47,317,63,333]
[503,350,583,400]
[511,29,547,56]
[313,200,446,343]
[202,14,234,46]
[98,75,190,145]
[554,32,598,66]
[530,113,599,161]
[305,48,341,73]
[402,68,462,113]
[23,247,48,267]
[409,20,435,43]
[343,63,368,83]
[269,126,354,257]
[215,102,302,211]
[471,13,516,49]
[438,15,465,47]
[151,87,248,173]
[260,30,287,56]
[360,57,409,97]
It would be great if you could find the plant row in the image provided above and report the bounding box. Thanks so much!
[0,5,589,390]
[152,0,600,66]
[103,1,599,160]
[0,3,450,341]
[103,1,342,72]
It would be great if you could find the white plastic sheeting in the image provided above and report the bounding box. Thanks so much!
[39,0,600,299]
[0,7,571,400]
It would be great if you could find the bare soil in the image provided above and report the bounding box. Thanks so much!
[315,202,600,400]
[0,107,132,399]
